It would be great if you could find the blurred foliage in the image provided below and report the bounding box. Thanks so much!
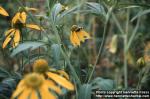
[0,0,150,99]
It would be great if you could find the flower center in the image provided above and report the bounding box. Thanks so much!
[33,59,49,73]
[24,73,44,89]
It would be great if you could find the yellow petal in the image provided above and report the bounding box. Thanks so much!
[25,7,38,12]
[46,72,74,90]
[0,6,9,16]
[2,37,11,48]
[19,11,27,24]
[13,29,20,48]
[76,30,90,42]
[39,84,56,99]
[57,70,69,80]
[12,12,20,24]
[2,29,16,48]
[45,80,62,94]
[17,79,25,88]
[18,88,32,99]
[11,87,25,98]
[108,35,118,54]
[70,31,80,47]
[30,90,38,99]
[5,28,15,36]
[26,24,43,30]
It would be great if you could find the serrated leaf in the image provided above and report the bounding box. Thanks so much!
[10,41,46,57]
[51,44,61,64]
[78,84,92,99]
[85,2,105,15]
[91,77,115,90]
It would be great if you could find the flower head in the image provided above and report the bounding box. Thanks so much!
[2,7,42,49]
[11,73,62,99]
[12,7,38,25]
[33,59,74,91]
[70,25,91,47]
[33,59,49,74]
[0,6,9,16]
[2,29,20,48]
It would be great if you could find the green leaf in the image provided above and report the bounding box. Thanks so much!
[51,44,61,64]
[51,3,62,23]
[58,6,79,20]
[78,84,92,99]
[0,67,10,78]
[91,77,115,90]
[10,41,46,57]
[2,78,17,90]
[85,2,106,15]
[131,9,150,22]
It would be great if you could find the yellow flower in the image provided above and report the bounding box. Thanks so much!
[33,59,49,74]
[11,73,62,99]
[2,28,20,48]
[33,59,74,91]
[2,7,42,49]
[70,25,91,47]
[12,7,38,25]
[0,6,9,16]
[12,11,27,25]
[2,24,42,48]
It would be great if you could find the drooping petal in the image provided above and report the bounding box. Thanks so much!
[12,12,20,24]
[19,11,27,24]
[30,90,38,99]
[57,70,69,80]
[39,84,56,99]
[25,7,38,12]
[46,72,74,90]
[2,30,15,48]
[11,87,25,98]
[2,37,11,49]
[5,28,15,36]
[45,80,62,94]
[0,6,9,16]
[17,79,25,89]
[70,31,80,47]
[13,29,20,48]
[76,30,90,42]
[18,88,32,99]
[25,24,43,30]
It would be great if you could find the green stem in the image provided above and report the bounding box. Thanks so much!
[87,6,113,83]
[124,35,128,89]
[50,22,81,85]
[38,19,42,58]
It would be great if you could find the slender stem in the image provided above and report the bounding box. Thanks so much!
[50,22,81,85]
[87,6,113,83]
[123,9,130,89]
[124,34,128,89]
[38,19,42,58]
[20,28,24,74]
